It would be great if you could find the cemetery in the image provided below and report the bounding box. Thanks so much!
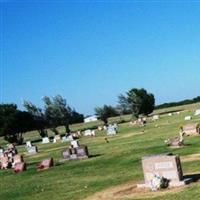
[0,103,200,200]
[2,2,200,200]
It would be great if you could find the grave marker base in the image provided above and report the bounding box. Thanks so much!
[137,177,193,188]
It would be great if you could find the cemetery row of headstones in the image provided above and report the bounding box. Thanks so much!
[39,124,119,146]
[0,138,89,173]
[84,123,118,136]
[165,123,200,147]
[0,144,26,173]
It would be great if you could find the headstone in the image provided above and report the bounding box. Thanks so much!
[67,135,74,141]
[77,131,81,136]
[91,130,96,136]
[53,135,61,143]
[107,125,116,135]
[143,118,147,122]
[61,136,67,143]
[71,140,79,148]
[0,156,9,169]
[27,146,37,154]
[7,144,14,149]
[42,137,50,144]
[84,129,92,136]
[37,158,53,170]
[13,162,26,173]
[152,115,159,121]
[26,141,32,148]
[194,109,200,116]
[137,154,192,188]
[184,116,192,121]
[0,148,4,157]
[70,153,78,160]
[62,149,71,160]
[98,126,103,131]
[72,132,79,138]
[76,146,89,158]
[13,155,23,165]
[165,138,183,147]
[182,123,200,136]
[137,118,145,126]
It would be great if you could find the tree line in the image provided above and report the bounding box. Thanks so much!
[0,88,155,145]
[155,96,200,109]
[0,95,84,144]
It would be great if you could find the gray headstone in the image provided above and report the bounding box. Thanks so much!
[107,125,116,135]
[62,149,71,160]
[27,146,37,154]
[76,146,88,158]
[0,148,4,156]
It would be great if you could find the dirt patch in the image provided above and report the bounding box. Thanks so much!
[181,154,200,162]
[84,181,185,200]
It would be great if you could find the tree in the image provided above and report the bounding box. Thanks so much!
[0,104,34,144]
[118,88,155,118]
[95,105,118,125]
[23,101,47,138]
[69,109,84,124]
[42,95,72,134]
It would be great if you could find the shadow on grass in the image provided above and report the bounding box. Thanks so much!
[184,173,200,182]
[89,154,103,158]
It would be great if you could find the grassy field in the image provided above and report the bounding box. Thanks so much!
[0,103,200,200]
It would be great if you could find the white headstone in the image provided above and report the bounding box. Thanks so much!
[26,141,32,148]
[195,109,200,116]
[107,125,116,135]
[42,137,50,144]
[77,131,81,136]
[184,116,192,121]
[0,148,4,156]
[67,135,74,141]
[152,115,159,121]
[84,129,92,136]
[53,135,61,143]
[91,130,96,136]
[98,126,103,131]
[71,140,79,148]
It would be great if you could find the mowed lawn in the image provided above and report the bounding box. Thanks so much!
[0,103,200,200]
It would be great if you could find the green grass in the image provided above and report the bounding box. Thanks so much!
[0,102,200,200]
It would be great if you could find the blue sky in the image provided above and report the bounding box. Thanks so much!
[1,1,200,115]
